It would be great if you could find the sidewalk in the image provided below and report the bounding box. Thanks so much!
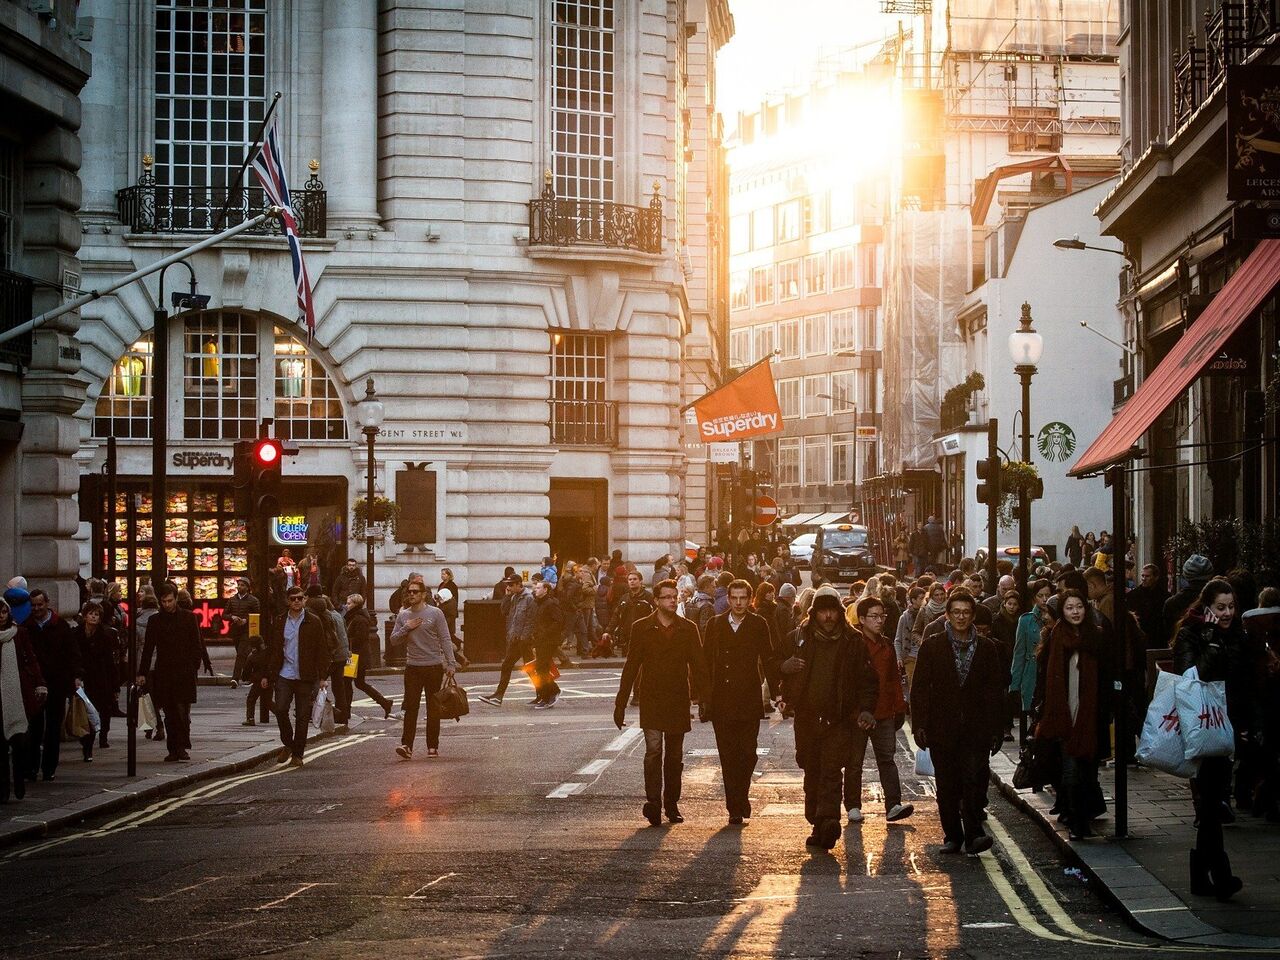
[0,682,372,850]
[991,741,1280,947]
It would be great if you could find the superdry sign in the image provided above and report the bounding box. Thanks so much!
[690,358,783,443]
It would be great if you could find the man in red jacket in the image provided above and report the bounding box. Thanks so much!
[845,595,913,824]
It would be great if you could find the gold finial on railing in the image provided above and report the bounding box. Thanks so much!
[309,159,320,173]
[142,154,153,169]
[544,168,553,184]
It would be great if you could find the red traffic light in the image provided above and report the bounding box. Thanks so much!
[253,438,282,466]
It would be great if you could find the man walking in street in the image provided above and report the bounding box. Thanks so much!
[779,585,878,850]
[391,581,457,758]
[601,569,654,656]
[265,586,333,767]
[910,589,1005,855]
[479,575,536,706]
[845,595,913,824]
[700,579,778,824]
[331,559,366,608]
[615,579,708,826]
[23,588,79,781]
[224,577,260,688]
[138,583,205,763]
[530,579,565,708]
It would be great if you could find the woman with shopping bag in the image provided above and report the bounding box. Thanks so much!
[1173,578,1252,901]
[73,600,118,760]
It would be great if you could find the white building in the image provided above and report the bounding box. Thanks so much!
[22,0,733,628]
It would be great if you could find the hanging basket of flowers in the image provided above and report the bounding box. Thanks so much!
[996,461,1041,532]
[352,496,398,542]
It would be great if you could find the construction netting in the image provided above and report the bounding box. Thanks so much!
[948,0,1119,58]
[882,207,971,472]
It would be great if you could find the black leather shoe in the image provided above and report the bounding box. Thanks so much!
[666,807,684,824]
[965,835,994,856]
[940,840,964,855]
[729,815,744,825]
[817,818,841,850]
[643,801,661,826]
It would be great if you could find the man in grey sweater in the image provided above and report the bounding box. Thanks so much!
[390,582,457,760]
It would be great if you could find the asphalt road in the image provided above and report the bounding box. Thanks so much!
[0,668,1246,959]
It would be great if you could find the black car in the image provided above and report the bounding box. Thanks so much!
[812,524,877,584]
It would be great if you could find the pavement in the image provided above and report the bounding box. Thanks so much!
[990,738,1280,949]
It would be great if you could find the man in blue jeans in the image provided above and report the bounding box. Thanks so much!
[391,582,457,759]
[265,587,334,768]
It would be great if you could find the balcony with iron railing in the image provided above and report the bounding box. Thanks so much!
[116,155,327,238]
[0,268,33,369]
[550,399,618,447]
[528,174,663,258]
[1173,1,1279,130]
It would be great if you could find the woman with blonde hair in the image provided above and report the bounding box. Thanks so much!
[795,586,816,624]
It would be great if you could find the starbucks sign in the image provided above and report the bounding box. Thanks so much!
[1037,422,1076,462]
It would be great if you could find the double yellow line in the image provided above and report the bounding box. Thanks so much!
[4,732,382,861]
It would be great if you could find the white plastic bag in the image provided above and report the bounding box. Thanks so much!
[137,692,157,732]
[914,748,934,777]
[1136,670,1200,778]
[75,688,101,734]
[310,684,335,734]
[1174,667,1235,761]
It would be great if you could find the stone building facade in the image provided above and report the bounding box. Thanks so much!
[53,0,730,624]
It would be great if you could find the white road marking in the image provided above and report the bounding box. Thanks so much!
[253,882,334,911]
[575,758,611,776]
[406,873,458,898]
[546,782,586,799]
[602,726,643,752]
[140,875,225,902]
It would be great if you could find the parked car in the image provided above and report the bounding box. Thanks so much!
[812,524,877,584]
[789,533,816,567]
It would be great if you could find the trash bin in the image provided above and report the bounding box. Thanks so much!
[462,598,504,664]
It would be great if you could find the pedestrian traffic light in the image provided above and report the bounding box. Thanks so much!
[975,456,1001,506]
[251,437,283,518]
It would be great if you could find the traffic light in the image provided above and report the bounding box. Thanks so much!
[251,437,283,518]
[232,440,254,514]
[975,456,1002,506]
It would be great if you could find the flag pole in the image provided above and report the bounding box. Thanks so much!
[212,90,283,232]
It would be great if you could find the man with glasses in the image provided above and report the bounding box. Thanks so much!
[265,586,333,768]
[844,595,913,825]
[391,581,457,759]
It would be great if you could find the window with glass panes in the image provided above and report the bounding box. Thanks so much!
[551,332,608,402]
[552,0,615,201]
[751,207,773,249]
[183,312,258,439]
[775,200,801,243]
[830,370,857,411]
[752,265,774,305]
[274,329,348,441]
[803,192,827,236]
[804,313,828,356]
[830,308,856,352]
[860,243,878,287]
[804,436,829,486]
[778,378,800,418]
[831,248,856,289]
[804,252,826,296]
[778,438,801,485]
[778,318,801,360]
[831,433,854,484]
[729,328,752,367]
[730,271,750,311]
[777,259,801,300]
[752,323,776,361]
[93,337,154,439]
[802,374,828,416]
[154,1,267,207]
[858,306,879,350]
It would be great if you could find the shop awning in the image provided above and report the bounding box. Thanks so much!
[807,511,850,526]
[781,512,822,527]
[1070,239,1280,477]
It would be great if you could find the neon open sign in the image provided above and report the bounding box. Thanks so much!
[271,515,309,546]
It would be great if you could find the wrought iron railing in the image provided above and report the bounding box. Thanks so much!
[1173,1,1279,130]
[550,399,617,446]
[529,180,662,254]
[0,268,33,368]
[117,159,326,237]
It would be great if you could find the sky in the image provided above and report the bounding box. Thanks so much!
[715,0,909,123]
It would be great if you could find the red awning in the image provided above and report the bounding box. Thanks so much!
[1069,239,1280,477]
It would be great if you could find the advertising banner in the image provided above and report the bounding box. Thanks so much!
[1228,62,1280,201]
[690,359,783,443]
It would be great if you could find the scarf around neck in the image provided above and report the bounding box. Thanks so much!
[1036,620,1100,759]
[0,625,26,742]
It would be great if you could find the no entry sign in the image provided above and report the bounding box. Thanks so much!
[753,495,779,527]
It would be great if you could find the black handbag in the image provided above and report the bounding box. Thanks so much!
[1012,738,1055,790]
[431,675,470,722]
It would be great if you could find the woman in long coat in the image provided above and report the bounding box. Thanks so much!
[138,586,203,762]
[73,600,118,759]
[0,598,45,802]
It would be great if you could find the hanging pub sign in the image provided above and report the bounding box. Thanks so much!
[1228,62,1280,201]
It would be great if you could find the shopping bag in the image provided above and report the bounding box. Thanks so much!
[1174,666,1235,761]
[431,675,470,722]
[310,684,336,733]
[343,653,359,679]
[1012,738,1056,790]
[76,688,101,734]
[1136,670,1200,777]
[914,748,934,777]
[137,692,158,732]
[61,696,91,741]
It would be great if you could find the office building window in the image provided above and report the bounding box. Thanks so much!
[777,259,801,300]
[804,313,828,356]
[729,328,752,367]
[778,318,801,360]
[802,374,828,416]
[858,306,879,351]
[804,436,829,486]
[830,308,856,352]
[803,193,827,236]
[154,1,267,201]
[751,206,773,249]
[753,322,776,361]
[776,200,801,243]
[778,438,801,486]
[182,311,259,440]
[730,271,750,311]
[552,0,615,201]
[831,248,856,289]
[752,265,774,305]
[93,337,154,439]
[860,243,878,287]
[778,378,801,419]
[804,252,826,296]
[830,370,857,411]
[831,432,854,484]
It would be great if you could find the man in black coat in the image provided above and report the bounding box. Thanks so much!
[265,586,334,766]
[331,558,367,606]
[530,579,565,708]
[700,579,779,824]
[602,570,654,655]
[138,584,204,762]
[911,589,1006,855]
[224,577,261,687]
[24,588,81,781]
[615,579,708,826]
[780,585,878,850]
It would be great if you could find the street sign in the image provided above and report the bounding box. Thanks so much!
[856,425,878,439]
[709,442,738,463]
[753,495,779,527]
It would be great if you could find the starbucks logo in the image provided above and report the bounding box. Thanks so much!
[1037,422,1076,462]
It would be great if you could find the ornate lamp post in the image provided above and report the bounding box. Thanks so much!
[354,378,384,620]
[1007,303,1043,600]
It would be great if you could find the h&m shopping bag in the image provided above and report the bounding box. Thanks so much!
[1174,666,1235,761]
[914,748,934,778]
[1136,669,1200,778]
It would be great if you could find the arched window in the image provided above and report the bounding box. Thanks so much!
[273,328,347,441]
[93,336,154,438]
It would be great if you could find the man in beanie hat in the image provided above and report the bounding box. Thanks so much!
[1163,554,1213,643]
[780,584,877,850]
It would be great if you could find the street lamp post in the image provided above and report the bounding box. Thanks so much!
[1007,302,1043,602]
[355,378,384,637]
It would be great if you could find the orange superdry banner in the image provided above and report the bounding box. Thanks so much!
[691,358,783,442]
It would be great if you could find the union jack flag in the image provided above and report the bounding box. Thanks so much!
[251,113,316,340]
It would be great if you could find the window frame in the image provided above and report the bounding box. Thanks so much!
[830,248,856,290]
[752,265,774,306]
[803,252,826,296]
[802,373,829,417]
[777,258,801,301]
[551,0,616,202]
[803,435,829,487]
[803,313,829,357]
[777,317,801,361]
[777,437,801,486]
[777,377,801,419]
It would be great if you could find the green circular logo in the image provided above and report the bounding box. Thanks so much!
[1037,422,1076,462]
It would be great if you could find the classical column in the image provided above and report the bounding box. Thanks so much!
[322,0,380,230]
